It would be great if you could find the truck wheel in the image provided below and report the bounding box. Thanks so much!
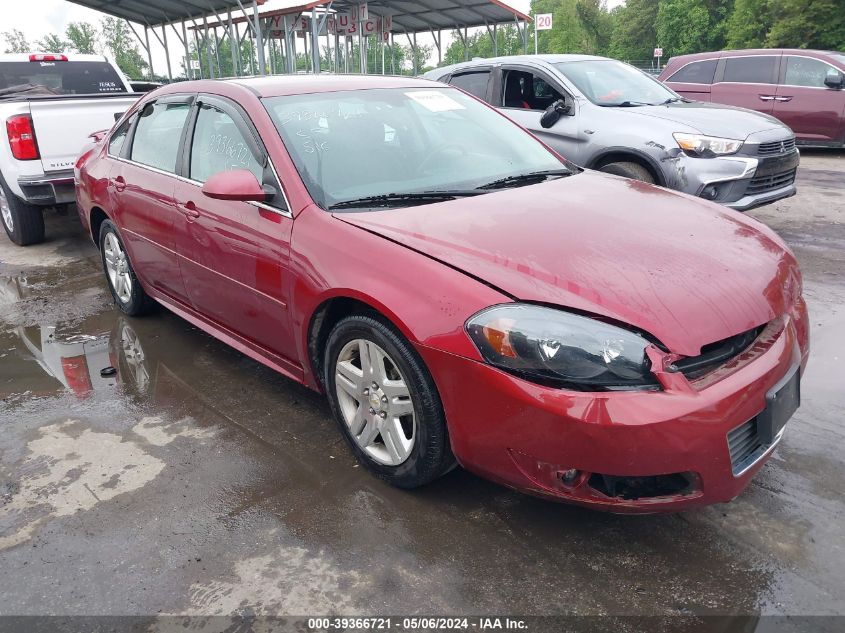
[0,176,45,246]
[599,161,655,184]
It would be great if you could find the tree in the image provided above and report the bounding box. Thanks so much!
[36,33,69,53]
[655,0,732,57]
[66,22,99,54]
[100,17,148,80]
[3,29,30,54]
[443,25,526,65]
[726,0,771,48]
[767,0,845,50]
[608,0,658,60]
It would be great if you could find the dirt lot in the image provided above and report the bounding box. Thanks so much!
[1,151,843,623]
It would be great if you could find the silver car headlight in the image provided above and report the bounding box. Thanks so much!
[465,304,659,391]
[673,132,743,157]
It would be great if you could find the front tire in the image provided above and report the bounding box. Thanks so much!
[599,161,655,184]
[0,175,45,246]
[324,314,455,488]
[99,220,155,316]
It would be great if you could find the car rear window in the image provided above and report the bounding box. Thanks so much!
[667,59,717,84]
[0,61,127,95]
[722,56,778,84]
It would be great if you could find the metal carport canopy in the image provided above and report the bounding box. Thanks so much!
[65,0,268,26]
[197,1,532,33]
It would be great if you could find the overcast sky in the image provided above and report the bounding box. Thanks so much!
[4,0,624,76]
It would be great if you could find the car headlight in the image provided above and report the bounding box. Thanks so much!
[466,304,659,391]
[673,132,743,157]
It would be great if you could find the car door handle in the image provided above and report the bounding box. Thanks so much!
[774,96,793,102]
[112,175,126,192]
[179,200,200,220]
[758,95,776,101]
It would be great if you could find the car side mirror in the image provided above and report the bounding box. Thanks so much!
[824,73,844,89]
[201,169,267,202]
[540,99,572,129]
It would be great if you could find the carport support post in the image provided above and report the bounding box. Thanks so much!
[228,12,239,76]
[182,20,192,79]
[161,25,172,81]
[143,26,154,80]
[253,1,266,75]
[311,8,321,73]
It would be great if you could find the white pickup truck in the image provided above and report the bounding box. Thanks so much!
[0,53,139,245]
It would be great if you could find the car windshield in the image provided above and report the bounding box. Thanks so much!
[553,60,678,106]
[0,61,127,95]
[263,87,572,209]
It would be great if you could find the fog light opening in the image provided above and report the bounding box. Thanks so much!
[700,184,721,200]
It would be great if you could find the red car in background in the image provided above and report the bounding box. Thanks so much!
[660,49,845,146]
[75,76,809,513]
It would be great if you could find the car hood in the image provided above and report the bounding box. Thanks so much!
[335,173,795,357]
[618,101,786,138]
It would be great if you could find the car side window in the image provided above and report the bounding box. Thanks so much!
[722,56,778,84]
[668,59,717,84]
[189,103,263,184]
[503,70,564,111]
[784,56,840,87]
[449,71,490,99]
[130,101,190,172]
[108,117,132,156]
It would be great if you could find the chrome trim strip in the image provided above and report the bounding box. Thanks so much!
[113,156,293,219]
[731,425,786,478]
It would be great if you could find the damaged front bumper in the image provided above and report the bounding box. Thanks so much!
[667,146,800,212]
[417,299,809,514]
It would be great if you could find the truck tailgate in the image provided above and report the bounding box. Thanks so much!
[28,95,139,173]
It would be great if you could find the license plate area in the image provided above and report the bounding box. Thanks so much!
[757,365,800,444]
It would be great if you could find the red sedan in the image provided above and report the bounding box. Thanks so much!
[75,75,809,513]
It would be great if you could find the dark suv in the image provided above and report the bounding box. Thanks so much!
[660,49,845,147]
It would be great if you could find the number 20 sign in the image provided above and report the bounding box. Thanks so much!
[535,13,553,30]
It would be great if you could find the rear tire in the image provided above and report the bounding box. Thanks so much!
[324,314,455,488]
[599,161,655,184]
[0,175,45,246]
[99,220,156,316]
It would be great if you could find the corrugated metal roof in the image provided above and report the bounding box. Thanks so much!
[190,0,531,32]
[66,0,268,26]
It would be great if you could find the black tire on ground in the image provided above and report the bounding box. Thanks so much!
[98,219,156,316]
[0,175,45,246]
[599,161,656,183]
[324,314,456,488]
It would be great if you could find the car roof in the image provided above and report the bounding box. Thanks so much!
[161,74,439,99]
[431,54,612,75]
[668,48,844,62]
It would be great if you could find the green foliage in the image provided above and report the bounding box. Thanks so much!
[100,17,149,80]
[767,0,845,50]
[443,25,526,65]
[726,0,770,48]
[36,33,69,53]
[655,0,731,56]
[608,0,659,60]
[66,22,99,54]
[3,29,30,54]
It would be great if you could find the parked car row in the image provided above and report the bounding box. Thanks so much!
[72,73,809,512]
[426,54,804,210]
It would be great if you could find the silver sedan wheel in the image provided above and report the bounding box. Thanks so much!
[103,232,133,304]
[335,338,416,466]
[0,186,12,232]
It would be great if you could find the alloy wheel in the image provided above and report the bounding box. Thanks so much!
[103,232,133,304]
[334,338,416,466]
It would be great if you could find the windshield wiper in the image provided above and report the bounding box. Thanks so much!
[598,100,654,107]
[476,169,572,191]
[660,96,684,105]
[328,190,481,210]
